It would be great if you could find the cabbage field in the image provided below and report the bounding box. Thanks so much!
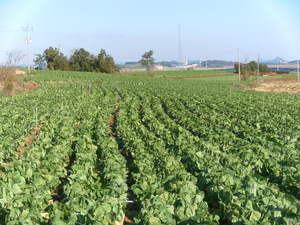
[0,70,299,224]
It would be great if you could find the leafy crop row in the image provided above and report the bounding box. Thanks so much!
[0,85,127,224]
[116,90,219,224]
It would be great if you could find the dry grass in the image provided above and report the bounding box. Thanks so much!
[233,77,300,94]
[0,68,28,96]
[251,79,300,94]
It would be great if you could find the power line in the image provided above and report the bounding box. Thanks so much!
[0,25,22,32]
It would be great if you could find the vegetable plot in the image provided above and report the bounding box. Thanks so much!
[0,70,299,224]
[0,85,127,224]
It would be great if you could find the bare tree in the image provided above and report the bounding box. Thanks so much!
[5,49,26,68]
[0,49,26,94]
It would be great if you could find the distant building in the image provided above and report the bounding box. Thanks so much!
[154,64,163,71]
[175,63,198,70]
[188,64,198,69]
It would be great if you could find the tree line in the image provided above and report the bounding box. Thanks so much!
[33,47,119,73]
[234,61,269,75]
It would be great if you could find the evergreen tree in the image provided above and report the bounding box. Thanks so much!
[139,50,155,73]
[39,47,118,73]
[43,47,59,70]
[69,48,91,72]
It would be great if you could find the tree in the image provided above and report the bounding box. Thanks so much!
[5,49,26,68]
[33,54,46,69]
[53,53,69,71]
[43,47,59,70]
[69,48,91,72]
[96,49,118,73]
[234,63,244,75]
[139,50,155,73]
[102,56,117,73]
[95,49,106,72]
[38,47,118,73]
[248,61,258,72]
[259,64,269,73]
[40,48,70,70]
[0,49,25,94]
[234,61,269,79]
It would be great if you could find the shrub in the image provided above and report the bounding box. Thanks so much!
[4,76,14,92]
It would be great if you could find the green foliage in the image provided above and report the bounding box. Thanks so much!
[53,53,69,71]
[96,49,118,73]
[248,60,258,71]
[260,64,269,73]
[235,61,270,77]
[139,50,155,73]
[39,47,118,73]
[125,69,234,77]
[68,48,118,73]
[33,54,46,69]
[1,70,300,224]
[43,47,60,70]
[69,48,91,72]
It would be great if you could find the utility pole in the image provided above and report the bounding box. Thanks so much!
[178,23,182,66]
[297,59,299,82]
[257,53,260,80]
[238,48,240,81]
[23,23,32,73]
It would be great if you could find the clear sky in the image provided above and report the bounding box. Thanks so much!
[0,0,299,65]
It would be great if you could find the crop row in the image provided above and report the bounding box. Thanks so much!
[115,86,300,224]
[115,89,219,224]
[0,85,127,224]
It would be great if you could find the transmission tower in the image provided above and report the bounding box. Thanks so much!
[23,23,32,73]
[178,23,182,65]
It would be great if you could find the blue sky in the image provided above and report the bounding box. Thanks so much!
[0,0,299,65]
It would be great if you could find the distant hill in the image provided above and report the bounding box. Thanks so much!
[267,57,288,64]
[288,60,299,65]
[121,58,295,67]
[196,60,236,68]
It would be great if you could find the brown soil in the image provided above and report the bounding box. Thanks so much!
[26,83,39,91]
[16,136,35,153]
[16,126,40,157]
[1,127,40,165]
[108,97,136,224]
[242,78,300,94]
[0,70,39,94]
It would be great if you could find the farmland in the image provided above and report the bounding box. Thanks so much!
[122,70,235,78]
[0,70,300,224]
